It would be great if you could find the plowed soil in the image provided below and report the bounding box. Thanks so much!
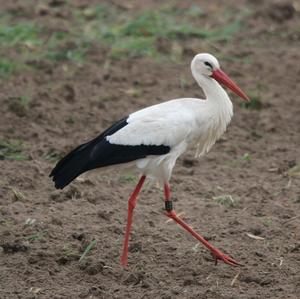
[1,1,300,298]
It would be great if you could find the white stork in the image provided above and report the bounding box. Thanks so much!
[50,53,249,267]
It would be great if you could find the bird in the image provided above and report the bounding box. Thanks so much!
[50,53,250,268]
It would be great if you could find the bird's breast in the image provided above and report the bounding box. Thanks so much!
[192,105,233,157]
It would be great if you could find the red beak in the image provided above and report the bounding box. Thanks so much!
[211,69,250,102]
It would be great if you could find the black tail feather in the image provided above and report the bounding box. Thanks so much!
[50,118,129,189]
[49,117,170,189]
[50,142,93,189]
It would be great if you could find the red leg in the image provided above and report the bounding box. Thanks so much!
[164,183,241,267]
[120,175,146,267]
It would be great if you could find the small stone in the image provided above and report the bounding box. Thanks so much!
[129,242,142,253]
[1,240,28,253]
[268,3,295,22]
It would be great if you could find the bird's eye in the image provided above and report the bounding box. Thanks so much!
[204,61,213,69]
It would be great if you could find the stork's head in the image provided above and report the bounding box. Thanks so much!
[191,53,250,101]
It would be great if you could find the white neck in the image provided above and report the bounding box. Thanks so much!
[192,71,230,103]
[193,71,233,127]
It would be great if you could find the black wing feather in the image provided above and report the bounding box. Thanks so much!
[50,117,170,189]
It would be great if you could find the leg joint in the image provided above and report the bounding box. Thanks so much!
[128,201,136,210]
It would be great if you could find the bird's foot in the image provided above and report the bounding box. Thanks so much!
[210,248,242,267]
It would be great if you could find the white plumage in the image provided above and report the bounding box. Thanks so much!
[106,53,234,184]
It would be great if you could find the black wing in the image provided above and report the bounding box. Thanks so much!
[50,117,170,189]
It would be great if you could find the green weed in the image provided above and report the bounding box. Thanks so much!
[25,231,47,242]
[250,130,263,139]
[240,84,267,110]
[262,217,273,227]
[241,153,251,162]
[80,7,243,60]
[0,21,40,46]
[213,195,236,207]
[41,31,79,62]
[127,14,239,56]
[19,95,31,107]
[211,19,242,41]
[240,93,263,110]
[79,239,96,263]
[186,4,205,18]
[65,116,75,125]
[109,36,156,59]
[118,11,241,41]
[0,20,40,76]
[0,18,88,75]
[42,148,62,162]
[8,95,32,117]
[44,35,89,63]
[0,58,18,76]
[120,175,136,184]
[81,4,109,20]
[226,153,252,167]
[0,4,246,74]
[0,139,28,161]
[0,217,11,226]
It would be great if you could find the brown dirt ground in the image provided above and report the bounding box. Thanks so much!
[1,1,300,298]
